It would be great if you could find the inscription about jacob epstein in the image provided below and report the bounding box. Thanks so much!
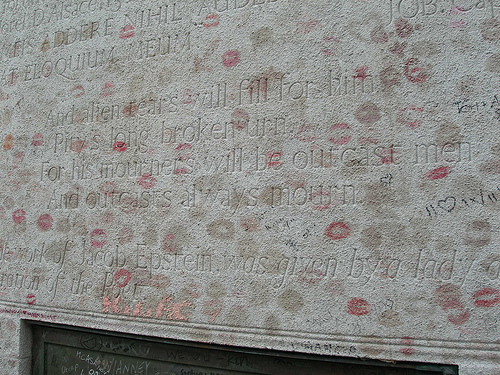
[0,0,499,372]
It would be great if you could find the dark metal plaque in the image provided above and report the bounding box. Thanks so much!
[31,324,458,375]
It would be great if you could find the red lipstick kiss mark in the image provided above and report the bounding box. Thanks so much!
[71,140,87,153]
[176,143,192,151]
[328,123,351,145]
[353,66,370,81]
[231,108,249,130]
[203,14,220,28]
[71,85,85,98]
[113,141,128,152]
[90,229,107,248]
[32,133,43,146]
[162,234,177,252]
[266,152,282,168]
[397,105,423,129]
[325,222,351,240]
[12,209,25,224]
[404,58,429,83]
[114,269,131,288]
[222,50,240,68]
[4,134,13,150]
[473,288,500,307]
[395,18,413,38]
[26,294,36,305]
[100,81,115,97]
[100,181,117,197]
[120,24,135,39]
[447,309,470,325]
[37,214,53,231]
[426,166,452,180]
[347,297,371,316]
[138,174,156,189]
[122,103,138,117]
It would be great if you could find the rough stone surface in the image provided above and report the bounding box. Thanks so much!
[0,0,499,373]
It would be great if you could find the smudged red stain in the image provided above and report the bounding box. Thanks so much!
[176,143,192,151]
[90,229,107,248]
[183,88,194,104]
[378,147,398,164]
[31,133,43,146]
[358,137,379,145]
[26,294,36,305]
[395,18,413,38]
[3,134,13,150]
[325,222,351,240]
[231,108,249,130]
[150,274,170,289]
[37,214,53,231]
[400,347,414,355]
[0,207,5,219]
[434,284,461,304]
[371,25,388,43]
[177,153,191,161]
[120,195,138,214]
[174,168,188,174]
[186,283,201,299]
[13,151,25,166]
[473,288,500,307]
[321,36,339,56]
[0,308,57,321]
[380,66,401,89]
[122,103,138,117]
[311,189,332,211]
[156,295,192,321]
[203,299,223,323]
[71,84,85,98]
[194,39,221,71]
[353,66,370,81]
[434,285,471,326]
[328,123,351,145]
[100,181,117,197]
[203,14,220,28]
[266,151,282,168]
[162,234,177,252]
[295,124,317,142]
[113,141,128,152]
[404,58,430,83]
[447,309,471,326]
[102,211,114,224]
[426,166,452,180]
[138,174,156,189]
[355,102,381,125]
[399,337,414,355]
[120,24,135,39]
[347,297,371,316]
[0,88,9,101]
[71,140,87,153]
[297,19,320,33]
[100,81,115,97]
[450,20,467,29]
[114,269,131,288]
[390,41,407,57]
[298,268,325,284]
[240,216,259,232]
[397,105,423,129]
[222,50,240,67]
[450,6,465,14]
[118,227,134,244]
[12,209,25,224]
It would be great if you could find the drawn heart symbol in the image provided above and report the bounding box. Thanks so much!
[437,196,456,212]
[380,174,392,185]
